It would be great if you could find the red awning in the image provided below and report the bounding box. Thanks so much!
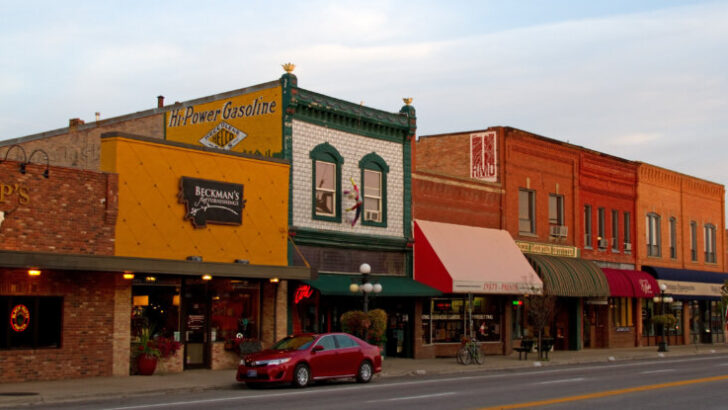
[601,268,659,298]
[414,220,542,295]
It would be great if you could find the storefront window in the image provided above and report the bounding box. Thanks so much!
[1,296,63,349]
[132,282,180,340]
[210,280,260,345]
[642,300,655,337]
[611,298,633,327]
[422,296,501,344]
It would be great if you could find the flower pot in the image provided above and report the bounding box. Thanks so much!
[137,354,158,376]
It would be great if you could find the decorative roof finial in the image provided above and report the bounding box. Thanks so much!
[403,97,413,106]
[282,63,296,73]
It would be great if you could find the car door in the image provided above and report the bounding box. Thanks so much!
[308,335,339,379]
[333,334,362,376]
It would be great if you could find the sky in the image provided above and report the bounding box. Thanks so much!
[1,1,727,222]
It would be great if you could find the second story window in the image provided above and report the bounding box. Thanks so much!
[584,205,593,248]
[669,217,677,259]
[704,223,717,263]
[597,208,606,250]
[690,221,698,261]
[548,194,564,226]
[363,170,382,223]
[359,152,389,227]
[310,143,343,222]
[315,161,336,216]
[518,189,535,234]
[611,210,619,252]
[646,213,661,257]
[624,212,632,253]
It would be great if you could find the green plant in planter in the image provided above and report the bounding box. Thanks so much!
[136,326,161,358]
[651,314,677,328]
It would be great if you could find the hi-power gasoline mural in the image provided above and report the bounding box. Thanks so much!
[165,86,283,157]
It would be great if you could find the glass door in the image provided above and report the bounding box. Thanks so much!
[183,281,209,369]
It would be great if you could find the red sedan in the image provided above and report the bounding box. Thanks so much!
[236,333,382,388]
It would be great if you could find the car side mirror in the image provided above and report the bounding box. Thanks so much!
[312,345,324,353]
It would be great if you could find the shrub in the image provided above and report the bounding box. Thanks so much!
[341,309,387,345]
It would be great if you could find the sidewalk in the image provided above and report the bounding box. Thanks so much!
[2,344,727,408]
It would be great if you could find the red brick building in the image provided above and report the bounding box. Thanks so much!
[0,157,124,382]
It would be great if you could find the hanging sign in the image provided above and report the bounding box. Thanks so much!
[179,177,246,228]
[10,304,30,332]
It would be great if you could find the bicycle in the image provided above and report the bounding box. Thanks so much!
[456,337,484,365]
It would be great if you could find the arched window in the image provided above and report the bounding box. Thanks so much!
[359,152,389,227]
[309,143,343,222]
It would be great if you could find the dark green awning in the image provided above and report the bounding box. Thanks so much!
[305,273,441,297]
[525,254,609,297]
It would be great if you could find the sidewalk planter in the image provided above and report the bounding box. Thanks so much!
[137,354,158,376]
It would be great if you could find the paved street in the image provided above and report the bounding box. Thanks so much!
[8,354,728,410]
[2,344,728,409]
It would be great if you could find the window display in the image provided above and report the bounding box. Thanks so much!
[210,280,260,352]
[422,296,502,344]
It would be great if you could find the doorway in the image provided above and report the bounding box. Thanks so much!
[182,281,209,369]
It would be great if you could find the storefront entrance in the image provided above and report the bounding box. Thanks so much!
[182,281,209,369]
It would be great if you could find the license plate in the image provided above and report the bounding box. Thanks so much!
[246,370,257,377]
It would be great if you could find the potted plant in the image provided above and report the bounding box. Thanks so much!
[135,327,161,375]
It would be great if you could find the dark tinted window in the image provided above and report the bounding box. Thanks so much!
[315,335,337,351]
[335,334,358,348]
[1,296,62,350]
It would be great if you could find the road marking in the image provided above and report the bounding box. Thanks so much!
[480,374,728,409]
[640,369,675,374]
[538,377,585,385]
[366,392,456,403]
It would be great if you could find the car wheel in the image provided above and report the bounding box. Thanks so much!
[292,363,310,388]
[356,360,373,383]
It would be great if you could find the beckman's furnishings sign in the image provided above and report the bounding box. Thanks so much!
[179,177,246,228]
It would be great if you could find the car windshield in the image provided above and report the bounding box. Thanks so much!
[271,335,316,351]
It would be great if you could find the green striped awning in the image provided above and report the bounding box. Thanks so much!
[525,254,609,297]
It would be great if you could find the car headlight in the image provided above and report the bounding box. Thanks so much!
[254,358,291,366]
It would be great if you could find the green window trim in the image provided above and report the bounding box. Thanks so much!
[310,143,344,223]
[359,152,389,228]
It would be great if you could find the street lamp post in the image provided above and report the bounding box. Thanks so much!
[653,283,674,352]
[349,263,382,312]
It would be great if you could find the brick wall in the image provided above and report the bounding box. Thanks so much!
[0,269,118,382]
[636,164,725,271]
[0,160,117,254]
[8,114,163,171]
[259,280,288,348]
[412,170,502,229]
[579,150,638,267]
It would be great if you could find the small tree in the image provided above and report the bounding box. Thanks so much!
[341,309,387,346]
[527,293,556,360]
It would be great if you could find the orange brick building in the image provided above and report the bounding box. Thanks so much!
[636,163,726,347]
[414,126,725,353]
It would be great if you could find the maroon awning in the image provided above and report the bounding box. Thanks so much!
[601,268,659,298]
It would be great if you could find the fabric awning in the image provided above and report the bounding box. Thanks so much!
[642,266,728,300]
[305,273,441,297]
[601,268,659,298]
[525,254,609,297]
[413,220,543,295]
